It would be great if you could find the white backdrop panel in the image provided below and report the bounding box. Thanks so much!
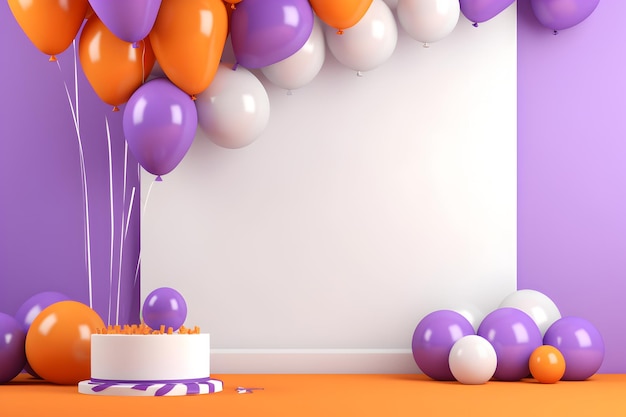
[141,6,517,373]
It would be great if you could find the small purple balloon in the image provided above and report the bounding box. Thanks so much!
[460,0,515,25]
[14,291,71,333]
[411,310,475,381]
[142,287,188,331]
[123,78,197,180]
[530,0,599,31]
[543,316,604,380]
[0,313,27,384]
[231,0,314,68]
[477,307,542,381]
[88,0,162,45]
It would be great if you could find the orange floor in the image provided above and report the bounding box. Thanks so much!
[1,373,624,417]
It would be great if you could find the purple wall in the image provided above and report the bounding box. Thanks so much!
[1,1,624,373]
[517,0,626,373]
[0,2,140,326]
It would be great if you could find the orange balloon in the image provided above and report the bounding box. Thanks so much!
[150,0,228,97]
[529,345,566,384]
[8,0,89,61]
[310,0,373,32]
[25,301,105,385]
[79,16,156,111]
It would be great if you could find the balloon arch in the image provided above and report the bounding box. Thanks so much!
[7,0,600,178]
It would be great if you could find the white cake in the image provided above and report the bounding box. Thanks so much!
[78,331,222,396]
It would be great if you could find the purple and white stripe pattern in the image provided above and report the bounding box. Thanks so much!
[78,378,223,396]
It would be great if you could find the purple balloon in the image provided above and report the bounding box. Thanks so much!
[123,78,197,180]
[411,310,475,381]
[543,316,604,380]
[460,0,515,25]
[231,0,314,69]
[530,0,599,31]
[88,0,162,45]
[142,287,188,331]
[0,313,27,383]
[477,307,542,381]
[14,291,71,333]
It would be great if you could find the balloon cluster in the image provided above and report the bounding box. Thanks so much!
[411,289,605,384]
[7,0,601,180]
[0,292,105,385]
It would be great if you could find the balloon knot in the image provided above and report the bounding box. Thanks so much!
[232,62,239,71]
[472,22,478,28]
[356,71,363,77]
[231,3,236,9]
[423,43,430,49]
[155,176,163,182]
[190,94,197,101]
[132,41,139,48]
[49,55,57,62]
[553,30,559,35]
[112,106,120,112]
[337,29,344,35]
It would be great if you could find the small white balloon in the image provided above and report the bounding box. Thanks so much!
[325,0,398,73]
[195,64,270,149]
[448,335,497,385]
[261,17,326,91]
[499,289,561,336]
[397,0,460,45]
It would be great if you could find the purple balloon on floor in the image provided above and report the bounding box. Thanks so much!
[0,313,27,384]
[14,291,71,333]
[543,316,604,381]
[142,287,188,331]
[411,310,475,380]
[477,307,542,381]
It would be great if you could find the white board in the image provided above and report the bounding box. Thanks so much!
[141,6,517,373]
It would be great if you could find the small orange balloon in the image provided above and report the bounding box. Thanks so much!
[25,301,105,385]
[309,0,373,32]
[150,0,228,96]
[8,0,89,60]
[79,15,156,110]
[529,345,566,384]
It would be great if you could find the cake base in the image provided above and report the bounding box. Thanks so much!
[78,378,223,397]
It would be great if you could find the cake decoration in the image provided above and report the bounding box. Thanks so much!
[78,287,221,396]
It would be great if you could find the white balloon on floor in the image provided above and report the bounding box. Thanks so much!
[448,335,497,385]
[498,289,561,336]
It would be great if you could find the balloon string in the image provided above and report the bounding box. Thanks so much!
[105,115,115,326]
[57,43,94,309]
[115,139,132,326]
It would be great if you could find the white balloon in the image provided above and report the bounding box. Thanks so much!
[261,18,326,91]
[397,0,460,45]
[453,305,484,332]
[325,0,398,73]
[195,64,270,149]
[499,289,562,336]
[448,335,497,385]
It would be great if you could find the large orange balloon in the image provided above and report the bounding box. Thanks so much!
[150,0,228,97]
[79,16,156,111]
[8,0,89,61]
[25,301,105,385]
[309,0,372,33]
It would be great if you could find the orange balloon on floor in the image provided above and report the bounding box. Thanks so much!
[25,301,105,385]
[7,0,89,61]
[529,345,566,384]
[79,16,156,111]
[150,0,228,97]
[309,0,372,32]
